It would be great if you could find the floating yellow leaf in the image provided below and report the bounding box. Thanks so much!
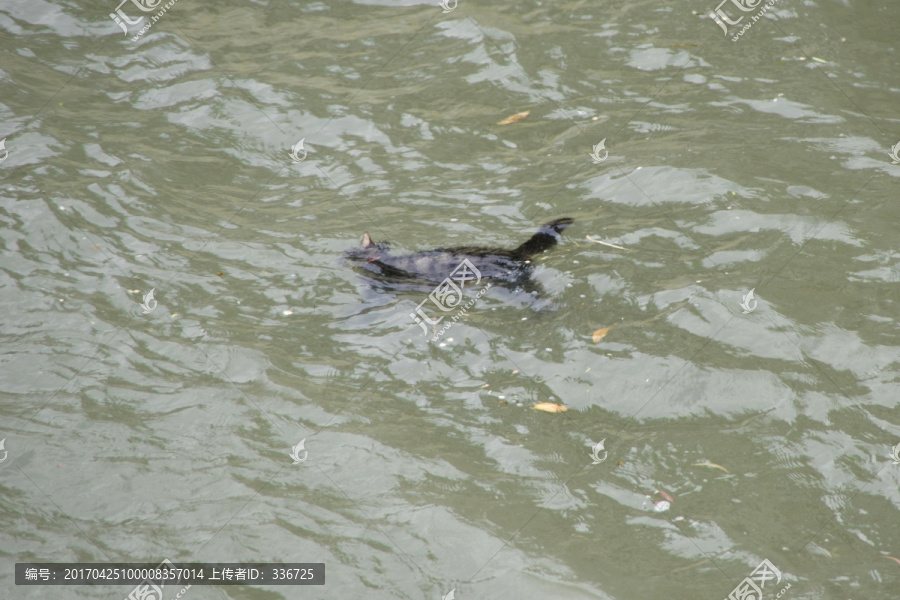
[692,461,730,474]
[496,110,530,125]
[532,402,568,413]
[592,327,611,343]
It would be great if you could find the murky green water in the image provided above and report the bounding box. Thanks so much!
[2,1,899,599]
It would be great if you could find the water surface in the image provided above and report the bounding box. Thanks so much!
[1,1,899,599]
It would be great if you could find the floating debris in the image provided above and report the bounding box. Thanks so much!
[883,556,900,566]
[646,489,674,512]
[657,489,675,503]
[693,461,730,474]
[531,402,568,413]
[585,235,626,250]
[592,327,611,343]
[496,110,530,125]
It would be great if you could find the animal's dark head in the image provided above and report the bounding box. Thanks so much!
[344,232,391,262]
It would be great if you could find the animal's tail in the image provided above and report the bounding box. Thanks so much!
[513,217,574,259]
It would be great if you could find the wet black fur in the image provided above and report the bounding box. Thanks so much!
[344,218,574,287]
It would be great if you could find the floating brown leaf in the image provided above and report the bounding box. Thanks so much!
[496,110,530,125]
[531,402,568,413]
[592,327,611,343]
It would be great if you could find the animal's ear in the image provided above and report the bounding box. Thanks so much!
[362,232,373,247]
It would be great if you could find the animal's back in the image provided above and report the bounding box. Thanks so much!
[345,218,574,287]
